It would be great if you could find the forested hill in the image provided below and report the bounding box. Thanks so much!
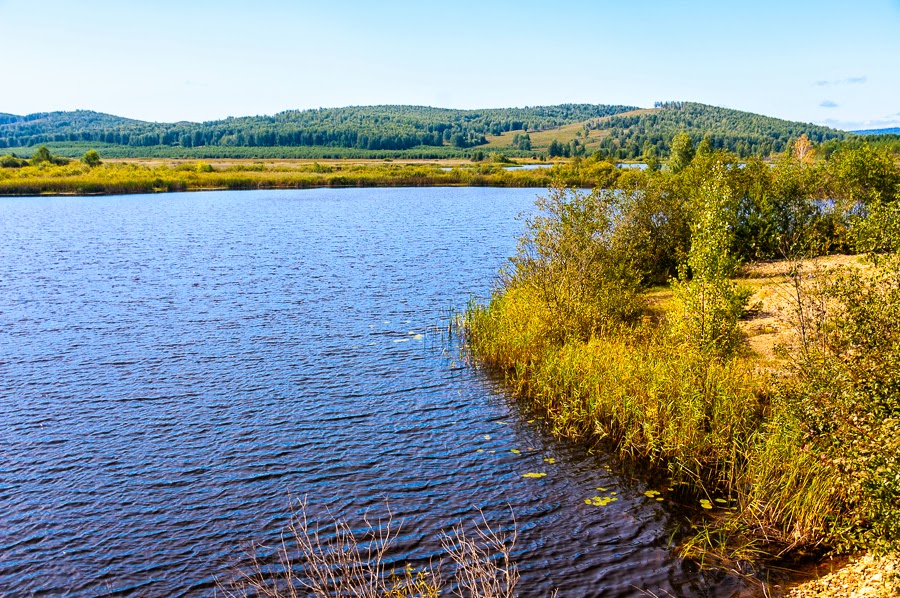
[588,102,845,157]
[0,105,636,154]
[0,103,847,159]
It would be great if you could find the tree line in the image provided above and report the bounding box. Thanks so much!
[0,105,636,152]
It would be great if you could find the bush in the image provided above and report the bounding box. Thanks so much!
[81,149,101,167]
[0,154,26,168]
[506,184,643,343]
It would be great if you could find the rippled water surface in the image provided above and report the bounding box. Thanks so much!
[0,188,747,597]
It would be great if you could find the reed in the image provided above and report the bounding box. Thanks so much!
[0,159,620,196]
[218,500,519,598]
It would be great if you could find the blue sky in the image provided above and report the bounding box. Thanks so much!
[1,0,898,130]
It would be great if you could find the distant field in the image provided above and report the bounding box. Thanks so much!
[484,109,661,150]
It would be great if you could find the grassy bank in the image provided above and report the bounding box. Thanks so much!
[465,139,900,584]
[0,152,635,196]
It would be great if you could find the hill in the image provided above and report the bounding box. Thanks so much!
[0,105,635,156]
[0,103,847,160]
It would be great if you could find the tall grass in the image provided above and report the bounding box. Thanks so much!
[0,158,629,196]
[467,288,761,491]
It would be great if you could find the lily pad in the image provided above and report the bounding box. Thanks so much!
[522,472,547,479]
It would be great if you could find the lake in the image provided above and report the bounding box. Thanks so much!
[0,188,749,596]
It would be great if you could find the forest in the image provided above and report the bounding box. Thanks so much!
[0,102,866,161]
[0,104,635,154]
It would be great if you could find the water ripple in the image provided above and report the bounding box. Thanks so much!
[0,188,750,597]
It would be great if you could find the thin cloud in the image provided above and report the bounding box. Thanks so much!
[820,100,839,108]
[813,76,867,86]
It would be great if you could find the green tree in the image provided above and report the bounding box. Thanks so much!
[548,140,563,158]
[669,132,695,173]
[643,143,660,171]
[81,149,101,167]
[671,165,746,356]
[31,145,53,165]
[696,135,713,155]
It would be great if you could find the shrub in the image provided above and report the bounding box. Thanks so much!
[669,165,747,357]
[81,149,101,167]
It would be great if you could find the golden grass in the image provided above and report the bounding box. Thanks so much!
[0,160,572,195]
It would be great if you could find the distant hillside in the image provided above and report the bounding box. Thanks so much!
[0,103,847,160]
[0,105,636,155]
[585,102,845,158]
[853,127,900,135]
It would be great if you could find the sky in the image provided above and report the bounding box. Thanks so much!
[1,0,898,131]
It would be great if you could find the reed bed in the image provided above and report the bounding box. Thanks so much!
[0,158,631,196]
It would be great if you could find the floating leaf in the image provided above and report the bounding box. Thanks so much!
[412,334,424,341]
[643,490,661,498]
[522,472,547,479]
[476,449,484,453]
[543,458,556,464]
[588,495,619,507]
[510,449,521,454]
[596,487,607,492]
[656,498,664,502]
[526,420,535,424]
[699,500,713,510]
[483,435,491,440]
[714,498,727,504]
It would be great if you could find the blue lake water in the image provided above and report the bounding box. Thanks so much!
[0,188,750,596]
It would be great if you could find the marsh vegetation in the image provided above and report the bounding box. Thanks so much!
[466,136,900,574]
